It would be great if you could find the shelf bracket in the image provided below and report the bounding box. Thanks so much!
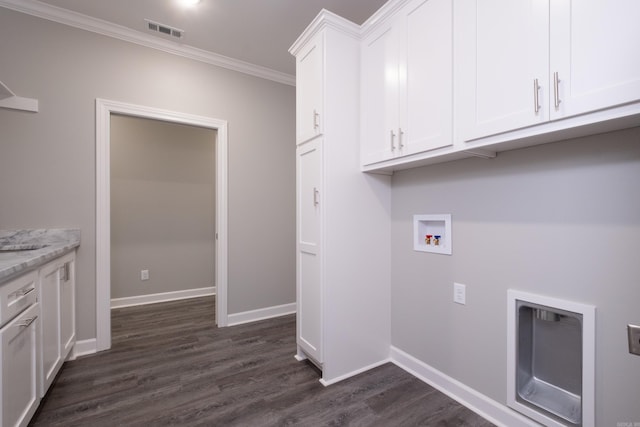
[0,80,39,113]
[464,148,496,159]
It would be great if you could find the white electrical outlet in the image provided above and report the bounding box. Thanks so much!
[141,269,149,281]
[453,282,466,305]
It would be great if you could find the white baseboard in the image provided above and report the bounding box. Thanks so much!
[68,338,98,360]
[227,302,295,326]
[320,357,391,387]
[390,346,538,427]
[110,287,215,309]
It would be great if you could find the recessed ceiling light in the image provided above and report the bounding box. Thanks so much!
[180,0,201,6]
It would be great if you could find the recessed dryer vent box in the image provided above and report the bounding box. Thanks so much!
[413,214,451,255]
[507,290,596,427]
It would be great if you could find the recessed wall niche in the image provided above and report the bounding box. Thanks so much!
[413,214,452,255]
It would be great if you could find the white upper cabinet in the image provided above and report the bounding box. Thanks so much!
[295,33,324,144]
[456,0,549,141]
[549,0,640,120]
[401,0,453,156]
[458,0,640,142]
[361,0,453,167]
[361,19,400,165]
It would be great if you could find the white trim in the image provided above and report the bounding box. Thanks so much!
[0,95,38,112]
[68,338,98,360]
[506,290,596,427]
[0,0,295,86]
[289,9,360,56]
[360,0,411,39]
[319,358,391,387]
[227,302,296,326]
[110,287,215,309]
[390,346,538,427]
[96,98,229,352]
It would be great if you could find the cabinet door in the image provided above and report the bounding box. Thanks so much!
[550,0,640,120]
[296,32,324,144]
[361,21,400,165]
[1,303,40,427]
[400,0,453,155]
[296,138,322,362]
[60,257,75,359]
[40,261,62,396]
[457,0,549,141]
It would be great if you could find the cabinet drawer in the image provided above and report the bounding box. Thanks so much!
[1,302,40,427]
[0,271,38,327]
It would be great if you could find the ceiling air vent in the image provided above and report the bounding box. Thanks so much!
[145,19,184,40]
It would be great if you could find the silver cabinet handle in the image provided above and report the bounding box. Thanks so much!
[390,130,396,151]
[313,187,319,206]
[553,71,561,108]
[398,128,405,149]
[533,78,540,113]
[18,316,37,328]
[60,262,70,282]
[313,109,320,130]
[21,287,35,296]
[10,286,35,298]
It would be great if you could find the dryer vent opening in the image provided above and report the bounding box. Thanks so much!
[507,290,595,427]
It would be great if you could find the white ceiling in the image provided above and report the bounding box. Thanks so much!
[34,0,387,77]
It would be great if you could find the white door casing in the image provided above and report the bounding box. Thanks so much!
[95,98,229,352]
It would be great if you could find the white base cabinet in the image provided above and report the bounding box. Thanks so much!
[40,252,76,397]
[0,250,76,427]
[0,302,39,427]
[290,11,391,384]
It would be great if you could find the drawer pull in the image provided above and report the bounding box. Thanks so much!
[10,287,35,298]
[20,287,35,296]
[17,316,37,328]
[60,262,71,282]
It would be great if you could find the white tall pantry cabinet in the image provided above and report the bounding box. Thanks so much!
[290,11,391,385]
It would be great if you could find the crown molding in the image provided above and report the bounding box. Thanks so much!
[360,0,410,39]
[289,9,361,56]
[0,0,296,86]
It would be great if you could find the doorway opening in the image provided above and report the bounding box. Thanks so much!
[96,99,228,352]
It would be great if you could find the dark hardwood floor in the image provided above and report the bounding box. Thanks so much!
[30,297,494,426]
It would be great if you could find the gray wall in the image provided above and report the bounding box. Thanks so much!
[0,9,296,340]
[110,115,215,299]
[391,127,640,425]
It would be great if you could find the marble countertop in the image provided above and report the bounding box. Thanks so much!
[0,229,80,283]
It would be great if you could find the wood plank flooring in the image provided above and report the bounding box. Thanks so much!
[30,297,494,426]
